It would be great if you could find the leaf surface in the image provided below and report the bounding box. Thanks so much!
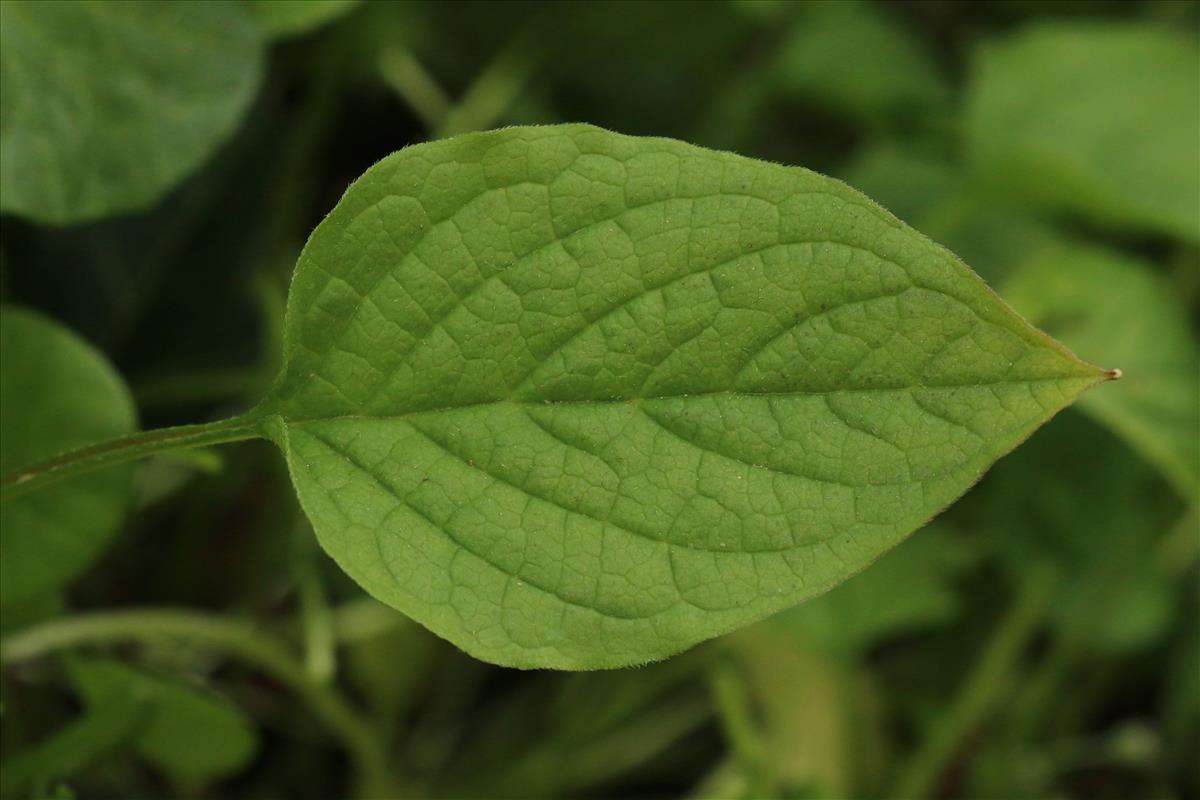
[0,307,136,607]
[0,0,262,224]
[263,124,1108,668]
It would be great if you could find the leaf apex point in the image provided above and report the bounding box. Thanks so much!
[1106,367,1123,380]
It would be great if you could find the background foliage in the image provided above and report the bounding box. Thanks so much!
[0,1,1196,798]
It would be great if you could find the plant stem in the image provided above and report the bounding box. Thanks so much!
[379,47,451,130]
[434,32,541,139]
[891,565,1057,800]
[0,413,268,502]
[0,609,398,799]
[298,557,337,684]
[1005,630,1080,747]
[708,664,774,799]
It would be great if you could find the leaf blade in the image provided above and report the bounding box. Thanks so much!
[966,22,1200,242]
[0,307,136,607]
[269,125,1108,668]
[0,0,262,224]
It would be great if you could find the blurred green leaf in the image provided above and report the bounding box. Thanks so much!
[773,1,949,126]
[921,204,1059,289]
[0,0,262,224]
[1003,242,1200,499]
[66,656,258,784]
[966,412,1181,653]
[250,0,360,40]
[0,307,136,607]
[967,22,1200,241]
[839,145,964,230]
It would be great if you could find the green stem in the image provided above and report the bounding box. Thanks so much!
[433,27,543,139]
[0,609,398,799]
[0,413,268,502]
[891,565,1057,800]
[708,664,774,799]
[298,558,336,684]
[1005,631,1080,747]
[379,47,451,130]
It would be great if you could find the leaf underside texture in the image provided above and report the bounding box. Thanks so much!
[264,125,1106,669]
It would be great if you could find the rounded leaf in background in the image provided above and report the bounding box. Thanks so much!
[0,0,262,224]
[0,307,136,605]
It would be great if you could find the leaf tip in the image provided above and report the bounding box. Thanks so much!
[1105,367,1123,381]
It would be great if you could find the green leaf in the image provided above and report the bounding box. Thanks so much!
[66,656,258,784]
[1002,242,1199,499]
[966,411,1180,653]
[966,22,1200,241]
[250,0,360,40]
[0,307,136,607]
[0,0,262,224]
[773,1,949,126]
[259,125,1110,669]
